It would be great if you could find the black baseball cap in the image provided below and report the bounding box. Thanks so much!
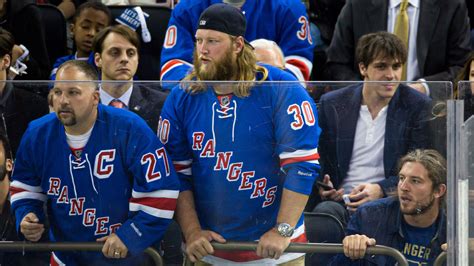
[198,3,253,47]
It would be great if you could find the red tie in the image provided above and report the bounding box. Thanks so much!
[109,99,125,109]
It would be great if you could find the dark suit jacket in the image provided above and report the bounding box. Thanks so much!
[129,84,169,133]
[1,83,49,158]
[325,0,470,85]
[2,2,51,80]
[307,83,432,210]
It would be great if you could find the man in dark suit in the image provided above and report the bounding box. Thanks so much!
[325,0,470,99]
[307,32,432,223]
[93,24,168,133]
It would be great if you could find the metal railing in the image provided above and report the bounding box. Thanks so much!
[434,251,447,266]
[0,242,163,266]
[183,241,408,266]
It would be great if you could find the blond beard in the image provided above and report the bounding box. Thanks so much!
[194,47,237,81]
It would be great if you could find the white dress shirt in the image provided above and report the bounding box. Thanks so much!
[341,106,388,193]
[99,84,134,107]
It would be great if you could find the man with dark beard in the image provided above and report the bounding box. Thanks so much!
[0,133,23,264]
[0,132,49,265]
[160,3,321,265]
[329,149,447,265]
[0,134,15,263]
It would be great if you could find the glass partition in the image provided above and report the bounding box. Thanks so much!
[454,81,474,265]
[465,114,474,264]
[2,79,453,265]
[458,80,474,120]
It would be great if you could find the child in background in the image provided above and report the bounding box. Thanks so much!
[50,1,111,80]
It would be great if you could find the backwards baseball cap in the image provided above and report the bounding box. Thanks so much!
[198,3,252,47]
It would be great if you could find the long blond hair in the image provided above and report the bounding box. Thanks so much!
[182,36,268,97]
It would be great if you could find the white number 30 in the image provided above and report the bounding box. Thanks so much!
[287,101,315,130]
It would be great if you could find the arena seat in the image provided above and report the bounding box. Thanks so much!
[304,211,345,265]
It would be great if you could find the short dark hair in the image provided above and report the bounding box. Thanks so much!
[57,60,99,81]
[356,31,407,67]
[0,28,14,59]
[92,25,140,55]
[73,1,112,25]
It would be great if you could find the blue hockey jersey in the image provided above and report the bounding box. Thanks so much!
[159,65,320,264]
[11,105,180,265]
[50,53,96,80]
[160,0,314,85]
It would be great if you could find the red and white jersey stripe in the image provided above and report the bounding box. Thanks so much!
[10,180,47,204]
[172,159,192,176]
[279,148,320,167]
[129,189,179,219]
[160,59,193,80]
[50,252,66,266]
[205,224,307,264]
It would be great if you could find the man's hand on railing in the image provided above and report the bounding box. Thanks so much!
[441,243,447,251]
[97,233,128,259]
[20,212,45,242]
[342,234,376,260]
[256,229,291,260]
[185,229,226,262]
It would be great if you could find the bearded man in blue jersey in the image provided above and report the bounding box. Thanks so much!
[159,3,321,265]
[11,60,180,265]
